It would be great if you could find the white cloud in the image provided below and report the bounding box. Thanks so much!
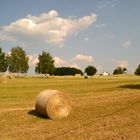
[97,0,119,9]
[54,56,80,69]
[97,0,110,8]
[123,40,131,48]
[96,24,106,28]
[0,33,15,41]
[69,63,80,69]
[0,10,97,46]
[112,59,129,68]
[27,55,80,69]
[27,55,33,62]
[27,54,38,65]
[73,54,93,62]
[96,66,103,72]
[54,57,68,66]
[31,58,39,65]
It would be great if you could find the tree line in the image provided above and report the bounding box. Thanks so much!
[0,46,140,76]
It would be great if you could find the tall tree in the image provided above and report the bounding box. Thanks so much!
[0,48,8,72]
[135,64,140,76]
[113,66,127,75]
[35,51,55,75]
[8,47,29,73]
[85,65,97,76]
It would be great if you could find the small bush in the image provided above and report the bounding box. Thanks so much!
[135,64,140,75]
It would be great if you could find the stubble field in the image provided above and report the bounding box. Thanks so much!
[0,75,140,140]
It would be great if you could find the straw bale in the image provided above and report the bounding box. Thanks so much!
[35,89,71,119]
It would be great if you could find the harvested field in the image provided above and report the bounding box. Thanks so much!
[0,75,140,140]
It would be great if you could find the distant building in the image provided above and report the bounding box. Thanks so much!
[102,72,110,76]
[94,74,100,76]
[36,74,50,77]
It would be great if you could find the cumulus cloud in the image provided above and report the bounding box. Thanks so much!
[54,55,94,68]
[27,54,38,65]
[54,56,80,69]
[69,63,80,69]
[27,54,94,69]
[27,54,80,69]
[112,59,129,68]
[73,54,93,62]
[123,40,131,48]
[54,57,68,66]
[0,10,97,46]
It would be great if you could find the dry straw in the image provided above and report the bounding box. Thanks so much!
[35,89,71,119]
[0,75,14,83]
[0,76,7,83]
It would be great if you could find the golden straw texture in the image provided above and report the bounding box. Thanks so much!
[0,76,7,83]
[35,90,71,119]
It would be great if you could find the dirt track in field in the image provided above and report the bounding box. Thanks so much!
[0,107,34,113]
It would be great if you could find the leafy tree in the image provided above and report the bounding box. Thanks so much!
[8,47,29,73]
[0,48,8,72]
[135,64,140,75]
[113,66,127,75]
[54,67,83,76]
[85,65,97,76]
[35,51,55,75]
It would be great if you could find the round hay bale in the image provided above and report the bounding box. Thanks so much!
[35,89,71,119]
[0,76,7,83]
[6,75,15,79]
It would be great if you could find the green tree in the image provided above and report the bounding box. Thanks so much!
[0,48,8,72]
[54,67,83,76]
[113,66,127,75]
[85,65,97,76]
[135,64,140,75]
[35,51,55,75]
[8,47,29,73]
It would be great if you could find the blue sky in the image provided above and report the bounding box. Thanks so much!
[0,0,140,74]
